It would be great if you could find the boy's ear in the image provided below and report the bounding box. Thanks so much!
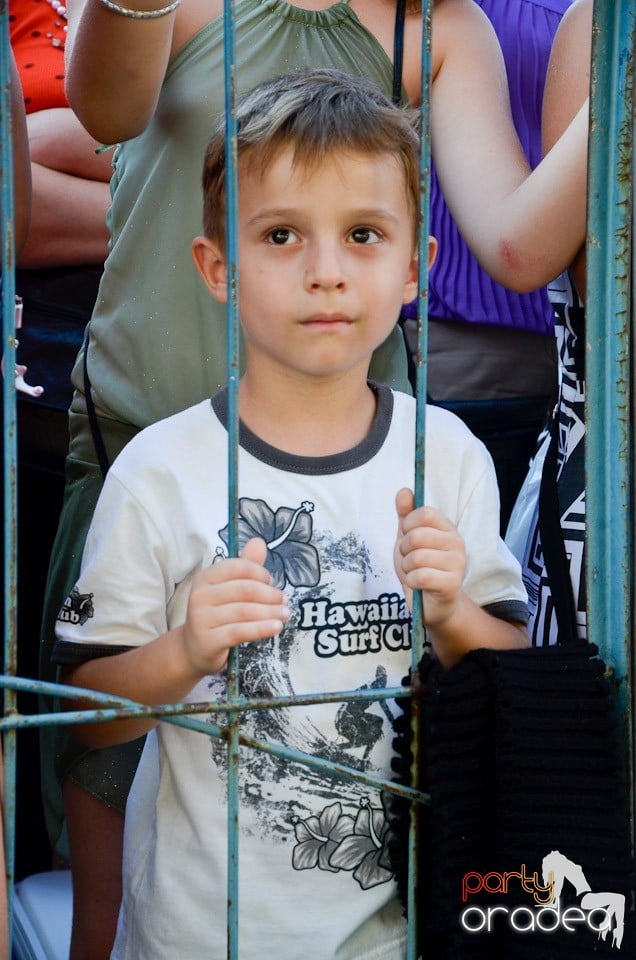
[402,236,438,304]
[428,235,438,271]
[402,248,419,304]
[192,235,228,304]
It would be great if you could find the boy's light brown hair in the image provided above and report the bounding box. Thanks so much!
[201,68,421,247]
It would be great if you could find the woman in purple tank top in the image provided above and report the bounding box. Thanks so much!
[402,0,574,530]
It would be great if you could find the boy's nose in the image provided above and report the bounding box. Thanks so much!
[305,242,346,291]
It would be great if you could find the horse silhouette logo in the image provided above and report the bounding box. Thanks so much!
[542,850,625,949]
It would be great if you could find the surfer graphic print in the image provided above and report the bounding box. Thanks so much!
[209,491,409,894]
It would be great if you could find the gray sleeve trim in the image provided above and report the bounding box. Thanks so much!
[482,599,529,626]
[51,640,136,666]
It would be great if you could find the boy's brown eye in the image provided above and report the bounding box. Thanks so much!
[349,227,380,244]
[269,228,292,244]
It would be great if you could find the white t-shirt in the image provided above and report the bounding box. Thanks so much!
[54,386,527,960]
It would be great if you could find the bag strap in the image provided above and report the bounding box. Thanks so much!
[82,322,111,480]
[392,0,407,105]
[538,416,580,646]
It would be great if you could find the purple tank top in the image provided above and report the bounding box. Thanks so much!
[427,0,574,335]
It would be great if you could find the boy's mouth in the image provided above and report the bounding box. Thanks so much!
[300,313,353,328]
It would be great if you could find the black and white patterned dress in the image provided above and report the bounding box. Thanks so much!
[523,272,587,645]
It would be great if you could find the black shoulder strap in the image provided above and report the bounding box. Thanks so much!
[538,417,580,647]
[392,0,407,105]
[82,322,111,480]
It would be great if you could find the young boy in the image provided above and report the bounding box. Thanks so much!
[53,69,529,960]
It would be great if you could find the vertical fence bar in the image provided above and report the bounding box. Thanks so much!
[407,4,433,958]
[585,0,635,821]
[222,1,241,956]
[0,2,18,944]
[412,8,433,567]
[631,6,636,837]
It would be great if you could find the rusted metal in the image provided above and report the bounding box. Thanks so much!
[1,2,19,945]
[585,0,635,832]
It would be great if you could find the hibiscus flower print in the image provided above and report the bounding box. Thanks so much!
[289,795,395,891]
[219,497,321,590]
[291,802,355,873]
[327,796,394,890]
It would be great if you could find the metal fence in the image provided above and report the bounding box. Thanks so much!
[1,1,634,958]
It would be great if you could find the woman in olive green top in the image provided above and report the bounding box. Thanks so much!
[45,2,588,957]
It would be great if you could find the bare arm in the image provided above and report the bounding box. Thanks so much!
[429,0,588,292]
[62,625,214,747]
[18,167,110,268]
[64,0,218,142]
[542,0,592,298]
[9,52,31,258]
[27,108,114,180]
[16,108,112,267]
[61,539,289,747]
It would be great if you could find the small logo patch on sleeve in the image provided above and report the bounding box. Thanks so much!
[57,588,95,626]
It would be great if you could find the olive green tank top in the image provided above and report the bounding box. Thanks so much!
[78,0,410,429]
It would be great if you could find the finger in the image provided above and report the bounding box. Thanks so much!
[186,601,289,654]
[403,568,461,601]
[399,505,456,537]
[400,546,463,578]
[395,487,414,523]
[240,537,268,566]
[221,617,288,648]
[199,601,289,634]
[399,525,462,558]
[186,616,287,675]
[190,577,286,609]
[200,556,273,587]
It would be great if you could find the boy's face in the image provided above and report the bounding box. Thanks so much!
[194,146,428,385]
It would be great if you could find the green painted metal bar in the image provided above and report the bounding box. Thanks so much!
[585,0,635,821]
[221,1,241,955]
[0,673,414,717]
[407,4,434,957]
[1,2,19,946]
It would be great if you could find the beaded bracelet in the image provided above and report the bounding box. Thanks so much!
[97,0,181,19]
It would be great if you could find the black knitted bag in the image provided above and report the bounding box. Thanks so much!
[387,428,635,959]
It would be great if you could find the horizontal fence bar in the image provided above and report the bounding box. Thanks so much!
[0,680,427,803]
[0,673,413,712]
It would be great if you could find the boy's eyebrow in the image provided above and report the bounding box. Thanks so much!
[246,207,404,227]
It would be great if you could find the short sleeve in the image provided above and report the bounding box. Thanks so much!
[457,443,528,625]
[52,472,174,665]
